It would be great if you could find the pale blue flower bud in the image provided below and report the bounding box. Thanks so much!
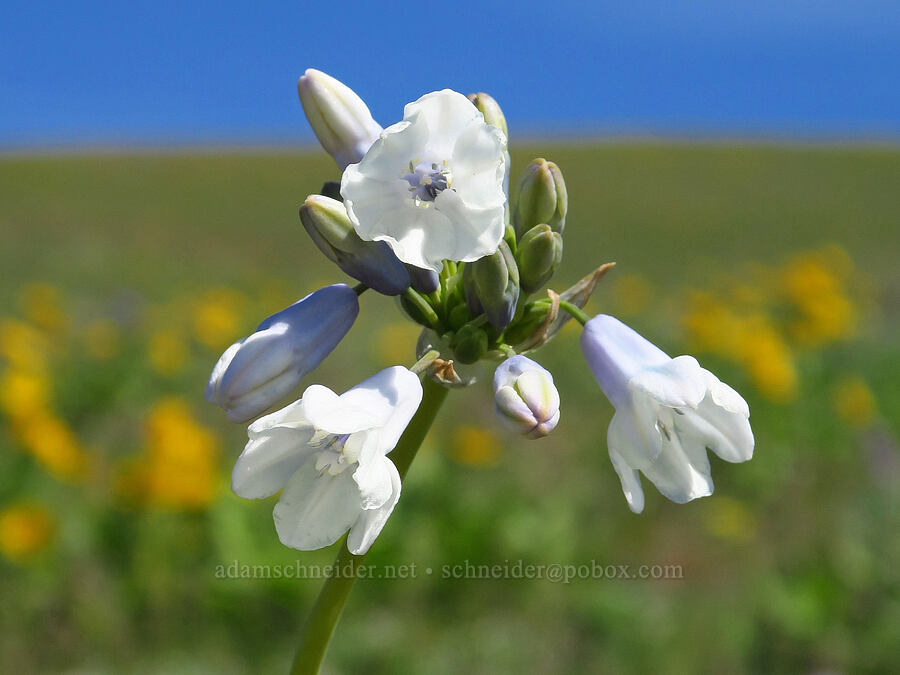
[404,264,440,294]
[463,240,519,330]
[493,355,560,438]
[206,284,359,423]
[297,69,383,170]
[300,195,411,295]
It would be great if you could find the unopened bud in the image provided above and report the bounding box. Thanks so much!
[513,158,568,236]
[493,355,560,438]
[451,324,489,364]
[517,224,563,293]
[206,284,358,422]
[463,240,520,330]
[300,195,410,295]
[467,92,508,139]
[405,264,440,294]
[297,68,383,170]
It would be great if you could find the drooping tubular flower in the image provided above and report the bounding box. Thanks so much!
[341,89,509,273]
[580,314,754,513]
[231,367,422,555]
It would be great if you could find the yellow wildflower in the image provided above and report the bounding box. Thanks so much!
[192,289,244,351]
[121,397,221,509]
[734,314,798,402]
[832,376,876,428]
[0,369,50,422]
[450,426,502,467]
[0,503,55,562]
[148,329,188,375]
[16,412,88,481]
[780,248,856,346]
[20,283,67,335]
[0,318,49,372]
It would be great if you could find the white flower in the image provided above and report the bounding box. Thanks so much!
[231,367,423,554]
[297,68,383,171]
[341,89,508,273]
[580,315,754,513]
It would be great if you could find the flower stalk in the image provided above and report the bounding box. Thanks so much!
[289,378,449,674]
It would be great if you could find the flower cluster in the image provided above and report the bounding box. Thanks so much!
[206,69,756,554]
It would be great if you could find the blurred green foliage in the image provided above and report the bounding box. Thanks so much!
[0,144,898,673]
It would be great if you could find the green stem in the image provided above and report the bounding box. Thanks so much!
[557,299,591,326]
[289,378,450,675]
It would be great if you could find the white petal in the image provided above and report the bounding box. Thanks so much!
[607,399,663,470]
[231,423,316,498]
[301,384,384,435]
[628,355,708,409]
[609,448,645,514]
[449,122,508,209]
[515,369,560,422]
[273,456,363,551]
[403,90,481,157]
[641,430,714,504]
[677,395,755,463]
[347,458,402,555]
[352,453,394,510]
[247,398,308,439]
[703,370,751,417]
[350,367,422,455]
[433,188,505,263]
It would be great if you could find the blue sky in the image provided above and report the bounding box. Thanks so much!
[2,1,898,147]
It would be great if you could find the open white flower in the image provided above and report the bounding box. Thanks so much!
[231,366,422,554]
[341,89,508,273]
[580,315,754,513]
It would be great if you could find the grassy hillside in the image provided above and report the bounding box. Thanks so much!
[0,144,898,673]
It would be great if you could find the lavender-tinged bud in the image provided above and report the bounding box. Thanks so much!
[300,195,411,296]
[463,240,520,330]
[297,68,383,170]
[205,284,359,423]
[404,264,440,294]
[493,355,560,438]
[513,158,568,237]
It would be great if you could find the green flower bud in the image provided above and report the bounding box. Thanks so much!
[448,303,472,331]
[467,92,508,139]
[513,158,568,237]
[300,195,410,296]
[516,224,563,293]
[451,324,489,364]
[463,240,520,330]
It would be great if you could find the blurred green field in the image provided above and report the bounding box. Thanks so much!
[1,144,899,674]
